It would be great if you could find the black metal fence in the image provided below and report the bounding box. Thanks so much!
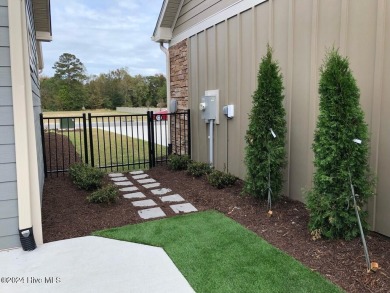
[40,110,191,176]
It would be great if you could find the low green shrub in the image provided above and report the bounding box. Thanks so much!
[187,161,212,177]
[207,170,237,189]
[69,163,105,191]
[87,184,119,204]
[167,154,191,170]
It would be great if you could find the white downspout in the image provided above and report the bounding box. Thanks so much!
[159,42,171,144]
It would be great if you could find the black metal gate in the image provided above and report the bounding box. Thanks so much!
[40,110,191,176]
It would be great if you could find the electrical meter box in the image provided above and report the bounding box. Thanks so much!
[60,118,75,129]
[200,90,219,124]
[169,99,177,113]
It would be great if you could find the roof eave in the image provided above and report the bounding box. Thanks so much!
[152,0,184,43]
[153,0,168,39]
[36,31,52,41]
[152,27,173,43]
[32,0,52,41]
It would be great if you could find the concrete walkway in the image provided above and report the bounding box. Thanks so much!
[0,236,195,293]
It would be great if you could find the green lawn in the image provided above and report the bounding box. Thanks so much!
[62,128,166,172]
[93,211,344,293]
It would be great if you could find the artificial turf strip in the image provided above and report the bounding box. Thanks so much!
[93,211,344,293]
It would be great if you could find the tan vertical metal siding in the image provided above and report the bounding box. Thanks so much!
[197,31,209,163]
[375,0,390,235]
[215,22,228,172]
[239,10,253,179]
[189,35,199,160]
[184,0,390,236]
[226,16,240,176]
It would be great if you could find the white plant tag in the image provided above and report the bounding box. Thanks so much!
[270,128,276,138]
[353,139,362,144]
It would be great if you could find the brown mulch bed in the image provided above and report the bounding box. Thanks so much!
[43,131,82,173]
[42,165,390,293]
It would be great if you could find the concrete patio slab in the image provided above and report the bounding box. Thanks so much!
[108,173,124,177]
[132,199,157,207]
[170,203,198,214]
[119,186,138,192]
[138,207,166,220]
[160,194,185,203]
[123,192,146,199]
[130,170,144,175]
[143,183,160,189]
[151,188,172,195]
[137,178,156,184]
[132,174,149,179]
[0,236,194,293]
[114,181,133,186]
[110,177,128,182]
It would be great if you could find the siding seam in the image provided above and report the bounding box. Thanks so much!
[306,0,319,189]
[369,0,387,230]
[286,0,294,198]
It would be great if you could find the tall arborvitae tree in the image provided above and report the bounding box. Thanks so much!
[244,45,287,200]
[307,49,375,240]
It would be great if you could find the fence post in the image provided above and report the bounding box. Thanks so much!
[88,113,95,167]
[82,113,89,165]
[39,113,48,177]
[146,111,157,168]
[147,111,153,168]
[150,111,156,167]
[187,109,191,159]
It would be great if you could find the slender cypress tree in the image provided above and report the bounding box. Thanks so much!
[244,45,287,200]
[307,49,375,240]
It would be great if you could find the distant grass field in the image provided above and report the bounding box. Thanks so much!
[42,109,139,125]
[43,109,127,117]
[42,108,164,121]
[94,211,344,293]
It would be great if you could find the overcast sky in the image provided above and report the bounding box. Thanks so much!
[41,0,165,77]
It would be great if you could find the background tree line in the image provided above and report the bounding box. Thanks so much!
[40,53,167,111]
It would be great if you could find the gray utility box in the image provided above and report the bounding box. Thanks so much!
[60,118,75,129]
[200,95,217,122]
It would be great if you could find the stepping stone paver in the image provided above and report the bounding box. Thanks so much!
[123,192,146,199]
[108,173,124,177]
[138,207,166,219]
[114,181,133,186]
[132,199,157,207]
[120,186,138,192]
[143,182,160,189]
[130,171,144,175]
[170,203,198,214]
[151,188,172,195]
[137,178,156,184]
[116,173,197,220]
[159,194,185,203]
[132,174,149,179]
[110,177,128,182]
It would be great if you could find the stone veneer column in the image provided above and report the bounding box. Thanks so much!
[169,39,189,155]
